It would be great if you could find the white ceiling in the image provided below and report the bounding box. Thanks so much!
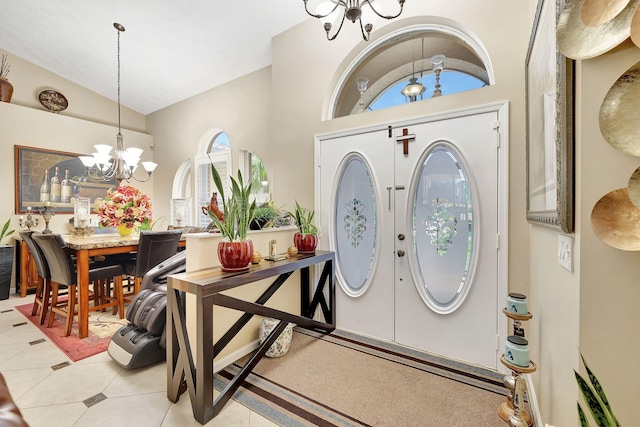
[0,0,311,115]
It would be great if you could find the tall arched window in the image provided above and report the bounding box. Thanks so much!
[195,131,231,228]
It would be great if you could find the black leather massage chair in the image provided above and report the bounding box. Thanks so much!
[107,251,186,369]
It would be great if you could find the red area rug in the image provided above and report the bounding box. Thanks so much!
[15,303,128,362]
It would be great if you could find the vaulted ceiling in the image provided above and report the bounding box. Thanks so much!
[0,0,310,115]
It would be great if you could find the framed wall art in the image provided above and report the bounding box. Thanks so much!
[14,145,116,214]
[526,0,575,233]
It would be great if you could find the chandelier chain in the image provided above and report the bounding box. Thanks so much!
[117,25,121,134]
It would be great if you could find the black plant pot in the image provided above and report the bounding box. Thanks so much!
[0,245,14,300]
[250,217,269,231]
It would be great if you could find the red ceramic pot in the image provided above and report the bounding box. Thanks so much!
[294,233,317,254]
[218,239,254,272]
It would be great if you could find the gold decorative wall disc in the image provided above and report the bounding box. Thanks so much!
[630,4,640,46]
[558,0,639,60]
[599,60,640,157]
[581,0,630,26]
[591,188,640,251]
[628,166,640,207]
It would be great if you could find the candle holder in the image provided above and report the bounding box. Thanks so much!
[171,198,190,228]
[74,197,91,228]
[18,207,39,230]
[38,203,56,234]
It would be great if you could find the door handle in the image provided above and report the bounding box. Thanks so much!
[397,249,405,257]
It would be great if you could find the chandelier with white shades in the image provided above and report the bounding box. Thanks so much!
[79,23,157,183]
[303,0,406,41]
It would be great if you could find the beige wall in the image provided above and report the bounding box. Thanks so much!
[578,42,640,425]
[0,47,146,133]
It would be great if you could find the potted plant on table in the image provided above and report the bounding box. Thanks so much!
[250,201,282,230]
[205,162,257,272]
[289,201,318,254]
[0,217,15,300]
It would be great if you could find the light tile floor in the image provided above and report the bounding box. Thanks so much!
[0,292,279,427]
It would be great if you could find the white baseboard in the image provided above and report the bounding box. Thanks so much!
[213,339,260,374]
[525,373,543,427]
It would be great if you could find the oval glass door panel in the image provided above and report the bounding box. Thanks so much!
[334,154,377,296]
[412,143,477,313]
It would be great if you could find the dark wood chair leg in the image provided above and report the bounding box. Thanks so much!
[38,281,52,325]
[63,285,76,337]
[48,283,59,328]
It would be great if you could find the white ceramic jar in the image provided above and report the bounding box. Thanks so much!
[505,335,530,367]
[506,292,528,315]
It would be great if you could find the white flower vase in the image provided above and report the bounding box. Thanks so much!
[258,317,296,358]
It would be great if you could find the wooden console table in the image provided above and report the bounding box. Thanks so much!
[166,250,335,425]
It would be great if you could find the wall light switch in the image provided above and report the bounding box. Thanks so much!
[558,234,573,272]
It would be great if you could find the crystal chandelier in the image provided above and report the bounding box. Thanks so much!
[79,23,157,184]
[303,0,406,41]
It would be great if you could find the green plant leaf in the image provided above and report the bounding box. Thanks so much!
[288,201,317,236]
[206,159,256,241]
[580,354,620,426]
[578,403,590,427]
[575,370,612,427]
[0,218,15,242]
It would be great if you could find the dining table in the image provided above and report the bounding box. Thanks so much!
[62,233,141,338]
[62,233,187,338]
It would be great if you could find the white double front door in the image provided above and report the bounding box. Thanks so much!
[316,104,507,369]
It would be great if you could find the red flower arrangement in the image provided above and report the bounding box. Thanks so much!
[96,185,152,229]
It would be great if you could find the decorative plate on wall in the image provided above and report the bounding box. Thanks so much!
[38,90,68,113]
[599,60,640,157]
[591,188,640,251]
[557,0,639,60]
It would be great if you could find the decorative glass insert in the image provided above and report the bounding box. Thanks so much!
[334,154,377,296]
[412,143,476,313]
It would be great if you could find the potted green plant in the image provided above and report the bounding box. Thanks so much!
[250,202,280,230]
[575,353,620,427]
[205,161,257,272]
[0,217,15,300]
[289,201,318,254]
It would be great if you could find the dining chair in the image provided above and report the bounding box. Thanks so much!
[120,229,182,301]
[32,233,125,337]
[19,231,51,325]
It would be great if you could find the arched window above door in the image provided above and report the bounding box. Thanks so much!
[332,26,492,118]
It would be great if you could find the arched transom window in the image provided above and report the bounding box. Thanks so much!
[333,28,491,118]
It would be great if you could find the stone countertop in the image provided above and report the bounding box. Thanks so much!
[62,233,139,249]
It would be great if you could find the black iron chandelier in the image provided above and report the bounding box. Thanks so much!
[303,0,406,41]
